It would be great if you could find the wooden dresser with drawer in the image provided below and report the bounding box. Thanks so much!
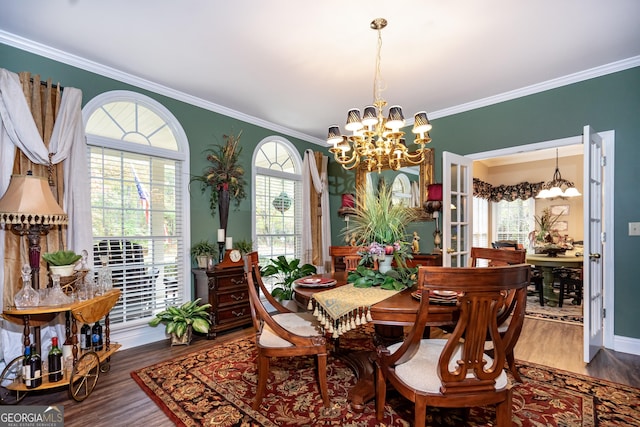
[194,266,251,339]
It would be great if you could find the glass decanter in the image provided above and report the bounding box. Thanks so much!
[14,264,39,308]
[96,255,112,295]
[48,274,73,306]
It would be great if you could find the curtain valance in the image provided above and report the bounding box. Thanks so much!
[473,178,544,202]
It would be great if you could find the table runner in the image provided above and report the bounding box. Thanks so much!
[308,284,400,338]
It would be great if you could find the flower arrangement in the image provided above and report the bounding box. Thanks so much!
[191,131,247,218]
[534,207,561,242]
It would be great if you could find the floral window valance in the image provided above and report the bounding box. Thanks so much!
[473,178,544,202]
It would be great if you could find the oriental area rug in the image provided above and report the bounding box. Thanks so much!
[525,294,583,324]
[131,331,639,427]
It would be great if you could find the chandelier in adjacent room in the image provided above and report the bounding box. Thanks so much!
[536,149,581,199]
[327,18,432,172]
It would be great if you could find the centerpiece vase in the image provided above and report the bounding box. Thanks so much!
[378,255,393,274]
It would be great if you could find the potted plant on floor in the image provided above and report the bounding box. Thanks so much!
[149,298,212,345]
[261,256,316,310]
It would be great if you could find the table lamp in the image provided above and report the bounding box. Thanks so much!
[0,171,68,290]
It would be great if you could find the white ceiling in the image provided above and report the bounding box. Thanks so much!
[1,0,639,148]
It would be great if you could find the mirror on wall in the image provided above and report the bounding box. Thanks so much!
[354,148,435,221]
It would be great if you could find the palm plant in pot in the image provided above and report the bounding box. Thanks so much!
[261,256,316,306]
[149,298,211,345]
[347,184,418,267]
[190,131,247,230]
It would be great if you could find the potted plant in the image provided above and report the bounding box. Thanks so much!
[347,183,418,272]
[190,131,247,230]
[261,256,316,305]
[190,240,217,269]
[42,250,83,277]
[149,298,212,345]
[233,238,253,255]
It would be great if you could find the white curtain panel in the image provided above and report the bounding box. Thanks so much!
[0,68,91,363]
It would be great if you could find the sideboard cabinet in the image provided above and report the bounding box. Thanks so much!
[404,253,443,268]
[193,267,251,339]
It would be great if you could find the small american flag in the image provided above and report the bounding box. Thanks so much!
[132,166,150,224]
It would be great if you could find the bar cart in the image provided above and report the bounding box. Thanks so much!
[0,289,121,403]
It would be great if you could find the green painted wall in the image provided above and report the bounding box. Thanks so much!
[2,43,639,341]
[425,67,640,339]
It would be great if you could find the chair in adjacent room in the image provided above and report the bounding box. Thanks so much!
[469,247,528,382]
[491,240,520,249]
[243,252,330,410]
[553,267,584,307]
[375,264,530,427]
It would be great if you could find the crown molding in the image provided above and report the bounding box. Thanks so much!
[0,30,326,146]
[2,30,638,145]
[428,56,640,120]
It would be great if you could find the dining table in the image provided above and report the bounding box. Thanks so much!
[526,252,584,306]
[292,271,458,412]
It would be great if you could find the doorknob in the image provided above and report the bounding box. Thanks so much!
[589,253,601,260]
[446,248,455,254]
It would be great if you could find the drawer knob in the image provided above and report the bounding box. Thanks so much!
[231,277,246,285]
[231,294,245,301]
[232,310,246,317]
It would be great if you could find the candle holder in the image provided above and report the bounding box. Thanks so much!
[218,242,225,262]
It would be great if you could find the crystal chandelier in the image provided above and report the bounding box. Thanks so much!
[327,18,432,172]
[536,149,581,199]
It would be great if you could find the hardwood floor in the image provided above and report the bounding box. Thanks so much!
[15,318,640,427]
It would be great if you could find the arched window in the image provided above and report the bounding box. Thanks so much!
[83,91,189,333]
[252,137,302,270]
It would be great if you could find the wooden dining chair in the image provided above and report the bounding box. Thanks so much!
[469,247,527,381]
[329,245,363,272]
[375,264,531,427]
[243,252,330,409]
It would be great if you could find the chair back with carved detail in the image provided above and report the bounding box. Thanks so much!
[329,245,363,272]
[375,264,530,427]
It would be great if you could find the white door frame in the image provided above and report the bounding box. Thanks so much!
[466,131,615,352]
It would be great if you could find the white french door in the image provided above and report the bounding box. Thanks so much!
[583,125,605,362]
[442,152,474,267]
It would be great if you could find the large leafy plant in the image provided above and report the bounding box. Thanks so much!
[191,131,247,218]
[261,256,317,301]
[346,184,418,246]
[149,298,211,338]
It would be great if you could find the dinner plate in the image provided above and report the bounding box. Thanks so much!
[294,277,337,288]
[433,290,457,297]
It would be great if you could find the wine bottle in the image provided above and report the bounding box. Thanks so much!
[27,344,42,388]
[91,321,103,351]
[81,323,91,351]
[48,337,64,382]
[22,345,31,387]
